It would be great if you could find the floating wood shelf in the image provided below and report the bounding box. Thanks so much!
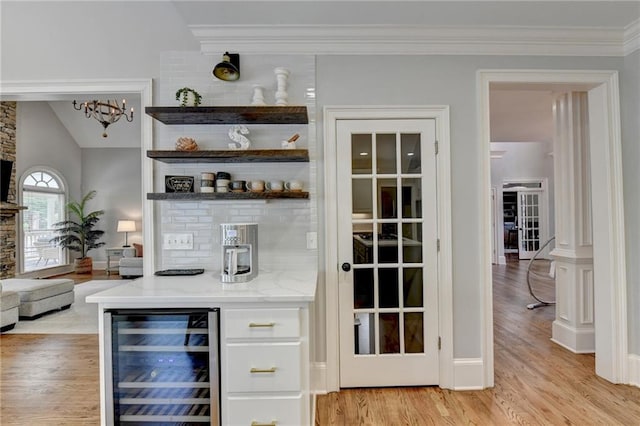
[147,149,309,163]
[147,192,309,201]
[145,106,308,125]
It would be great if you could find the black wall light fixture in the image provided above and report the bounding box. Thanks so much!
[213,52,240,81]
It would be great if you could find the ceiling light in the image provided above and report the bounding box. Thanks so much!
[407,152,414,156]
[73,99,133,138]
[359,152,369,156]
[213,52,240,81]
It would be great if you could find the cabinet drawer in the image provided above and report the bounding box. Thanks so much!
[226,342,301,393]
[225,308,300,339]
[227,395,303,426]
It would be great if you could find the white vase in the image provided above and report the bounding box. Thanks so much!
[251,85,267,106]
[274,67,290,106]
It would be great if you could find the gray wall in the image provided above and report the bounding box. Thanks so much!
[82,148,143,259]
[622,50,640,354]
[3,2,638,359]
[16,102,82,205]
[15,102,142,263]
[315,54,627,358]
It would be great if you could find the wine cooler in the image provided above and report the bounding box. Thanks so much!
[104,309,220,425]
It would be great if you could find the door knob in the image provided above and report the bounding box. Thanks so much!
[341,262,351,272]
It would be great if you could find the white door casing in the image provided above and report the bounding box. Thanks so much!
[478,70,628,386]
[336,118,439,387]
[324,106,453,391]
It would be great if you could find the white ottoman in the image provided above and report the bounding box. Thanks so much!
[119,247,143,278]
[1,278,75,319]
[1,283,20,332]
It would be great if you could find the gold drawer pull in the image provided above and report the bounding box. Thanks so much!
[250,367,277,373]
[251,421,277,426]
[249,322,275,328]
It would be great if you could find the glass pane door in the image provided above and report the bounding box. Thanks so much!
[108,309,219,425]
[518,191,542,260]
[337,118,439,387]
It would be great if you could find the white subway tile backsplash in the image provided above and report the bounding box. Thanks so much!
[154,53,317,271]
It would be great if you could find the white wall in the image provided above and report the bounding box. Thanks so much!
[82,148,143,260]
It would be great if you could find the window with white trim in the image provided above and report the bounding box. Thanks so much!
[20,169,67,272]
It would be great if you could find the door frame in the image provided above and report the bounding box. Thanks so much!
[478,70,628,386]
[0,79,155,277]
[324,106,453,391]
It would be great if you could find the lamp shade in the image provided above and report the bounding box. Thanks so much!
[117,220,136,233]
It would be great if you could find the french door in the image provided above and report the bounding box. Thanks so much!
[336,118,439,387]
[517,190,544,259]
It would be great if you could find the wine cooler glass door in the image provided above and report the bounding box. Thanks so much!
[104,309,219,425]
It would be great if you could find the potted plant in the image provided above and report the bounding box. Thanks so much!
[175,87,202,107]
[50,190,105,273]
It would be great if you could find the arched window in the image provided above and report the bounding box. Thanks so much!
[20,168,67,272]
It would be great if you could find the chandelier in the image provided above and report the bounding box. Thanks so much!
[73,99,134,138]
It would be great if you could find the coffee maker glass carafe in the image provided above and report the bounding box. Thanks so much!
[221,223,258,283]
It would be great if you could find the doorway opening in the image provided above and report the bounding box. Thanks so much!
[0,79,154,278]
[501,179,549,262]
[479,70,628,386]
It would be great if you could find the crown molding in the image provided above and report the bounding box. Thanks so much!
[624,19,640,55]
[191,24,629,56]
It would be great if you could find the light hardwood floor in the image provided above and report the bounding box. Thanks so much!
[315,260,640,425]
[2,264,640,425]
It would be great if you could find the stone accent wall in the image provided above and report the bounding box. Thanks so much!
[1,101,18,278]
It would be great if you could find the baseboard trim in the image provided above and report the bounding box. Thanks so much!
[311,362,328,395]
[629,354,640,388]
[311,359,486,392]
[16,264,73,278]
[453,358,485,390]
[551,320,595,353]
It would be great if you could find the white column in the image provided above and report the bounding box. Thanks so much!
[550,92,595,353]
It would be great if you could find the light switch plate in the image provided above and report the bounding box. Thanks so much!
[163,233,193,250]
[306,231,317,249]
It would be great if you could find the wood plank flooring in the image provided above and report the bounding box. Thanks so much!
[0,270,112,425]
[2,263,640,424]
[315,259,640,425]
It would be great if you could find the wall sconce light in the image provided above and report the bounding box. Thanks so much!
[73,99,133,138]
[213,52,240,81]
[117,220,136,247]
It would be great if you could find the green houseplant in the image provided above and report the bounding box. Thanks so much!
[175,87,202,107]
[50,190,105,273]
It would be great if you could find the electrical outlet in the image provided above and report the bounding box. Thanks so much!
[163,233,193,250]
[306,231,317,249]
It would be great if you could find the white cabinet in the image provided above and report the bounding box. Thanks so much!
[227,396,303,426]
[222,306,310,426]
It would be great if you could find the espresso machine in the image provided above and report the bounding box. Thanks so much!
[220,223,258,283]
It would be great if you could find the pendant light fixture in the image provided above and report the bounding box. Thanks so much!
[73,99,134,138]
[213,52,240,81]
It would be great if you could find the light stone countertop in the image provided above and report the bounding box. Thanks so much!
[86,268,317,305]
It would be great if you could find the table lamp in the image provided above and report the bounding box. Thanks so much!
[117,220,136,247]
